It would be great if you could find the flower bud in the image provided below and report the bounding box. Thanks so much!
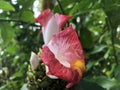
[30,52,40,70]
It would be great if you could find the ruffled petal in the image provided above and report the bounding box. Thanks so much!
[48,25,85,67]
[40,46,81,88]
[35,9,53,27]
[55,13,71,28]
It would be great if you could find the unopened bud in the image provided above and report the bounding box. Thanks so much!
[30,52,40,70]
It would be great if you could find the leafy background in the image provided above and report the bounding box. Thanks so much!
[0,0,120,90]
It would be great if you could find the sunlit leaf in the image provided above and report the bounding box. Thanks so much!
[20,11,34,23]
[0,0,15,11]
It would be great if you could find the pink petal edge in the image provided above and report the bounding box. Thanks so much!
[35,9,53,27]
[55,13,72,28]
[35,9,71,29]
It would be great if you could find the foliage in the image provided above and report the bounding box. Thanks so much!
[0,0,120,90]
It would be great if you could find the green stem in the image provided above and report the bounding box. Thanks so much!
[106,17,118,65]
[0,18,39,27]
[56,0,65,14]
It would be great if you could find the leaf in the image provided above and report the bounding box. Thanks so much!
[70,79,105,90]
[102,0,120,28]
[53,0,77,14]
[10,72,23,80]
[69,0,101,16]
[0,0,15,11]
[80,28,93,49]
[86,60,96,71]
[18,0,34,10]
[93,76,118,89]
[110,82,120,90]
[5,45,17,55]
[20,11,34,23]
[114,65,120,81]
[91,45,107,54]
[0,23,14,45]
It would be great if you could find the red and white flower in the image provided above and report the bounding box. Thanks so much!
[35,9,85,88]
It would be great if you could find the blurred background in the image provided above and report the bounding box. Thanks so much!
[0,0,120,90]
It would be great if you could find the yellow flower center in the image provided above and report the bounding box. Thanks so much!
[71,60,85,78]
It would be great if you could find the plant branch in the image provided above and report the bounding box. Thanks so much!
[56,0,65,14]
[106,17,118,65]
[0,18,39,27]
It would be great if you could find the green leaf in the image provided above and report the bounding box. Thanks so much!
[18,0,34,10]
[0,23,14,45]
[0,0,15,11]
[110,83,120,90]
[91,45,107,54]
[20,11,34,23]
[10,72,23,80]
[94,76,118,89]
[114,65,120,81]
[5,44,17,55]
[80,28,93,49]
[53,0,77,14]
[69,0,101,16]
[86,60,96,71]
[102,0,120,28]
[70,79,105,90]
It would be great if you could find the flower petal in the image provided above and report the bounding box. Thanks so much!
[55,13,71,28]
[35,9,71,44]
[43,16,60,44]
[30,52,40,70]
[45,65,58,79]
[40,46,80,88]
[35,9,52,27]
[48,25,85,67]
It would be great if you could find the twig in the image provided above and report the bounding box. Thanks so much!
[0,18,20,22]
[0,18,39,27]
[56,0,65,14]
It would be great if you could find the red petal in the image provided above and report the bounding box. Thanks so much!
[48,25,85,66]
[35,9,53,27]
[55,14,71,28]
[40,46,80,88]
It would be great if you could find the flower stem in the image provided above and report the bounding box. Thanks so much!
[56,0,65,14]
[106,17,118,65]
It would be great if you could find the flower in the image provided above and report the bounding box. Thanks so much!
[35,9,85,88]
[29,52,40,70]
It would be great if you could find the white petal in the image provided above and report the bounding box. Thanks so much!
[44,16,60,44]
[45,66,58,79]
[30,52,40,70]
